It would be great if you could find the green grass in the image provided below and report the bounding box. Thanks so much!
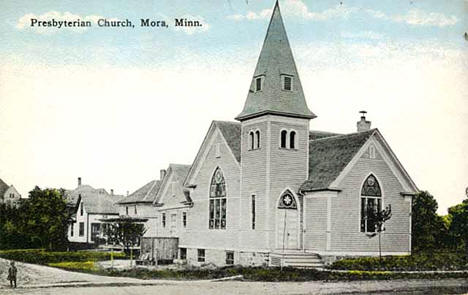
[86,266,468,281]
[48,261,96,271]
[330,252,468,271]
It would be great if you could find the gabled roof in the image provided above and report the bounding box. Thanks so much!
[0,178,9,197]
[64,184,120,214]
[309,130,341,140]
[79,190,121,215]
[236,1,315,121]
[214,121,241,162]
[155,163,191,205]
[118,180,161,205]
[300,129,375,192]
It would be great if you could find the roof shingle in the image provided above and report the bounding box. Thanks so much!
[300,129,375,192]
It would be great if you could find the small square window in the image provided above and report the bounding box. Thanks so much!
[283,76,292,91]
[226,251,234,265]
[198,249,205,262]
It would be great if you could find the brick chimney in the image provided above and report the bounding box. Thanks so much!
[78,177,82,186]
[160,169,167,181]
[110,189,114,196]
[357,111,371,132]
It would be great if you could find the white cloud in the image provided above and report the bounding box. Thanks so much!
[228,1,354,21]
[228,0,458,27]
[16,11,115,34]
[172,15,210,35]
[368,8,459,27]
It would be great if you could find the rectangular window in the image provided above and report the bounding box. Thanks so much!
[283,76,292,90]
[91,223,101,242]
[80,203,84,216]
[198,249,205,262]
[226,251,234,265]
[251,195,256,230]
[209,200,214,229]
[134,205,137,215]
[125,206,129,215]
[79,222,84,237]
[10,193,14,198]
[70,224,74,237]
[162,213,166,227]
[183,212,187,228]
[180,248,187,260]
[255,77,262,91]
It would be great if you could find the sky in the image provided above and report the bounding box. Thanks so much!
[0,0,466,214]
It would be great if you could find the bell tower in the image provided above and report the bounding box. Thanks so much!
[236,1,316,250]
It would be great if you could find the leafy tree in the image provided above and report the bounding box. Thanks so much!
[448,198,468,259]
[411,191,447,252]
[103,217,146,252]
[366,204,392,264]
[19,187,71,250]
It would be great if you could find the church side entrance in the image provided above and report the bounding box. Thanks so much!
[276,191,299,250]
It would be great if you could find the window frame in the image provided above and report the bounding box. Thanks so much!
[289,130,296,149]
[281,74,293,91]
[180,247,187,260]
[254,75,264,92]
[79,222,84,237]
[226,251,234,265]
[280,129,288,148]
[209,167,227,230]
[251,194,256,230]
[360,174,383,233]
[162,213,166,228]
[70,223,74,237]
[197,249,205,262]
[182,212,187,228]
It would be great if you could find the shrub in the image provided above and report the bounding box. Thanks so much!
[330,252,468,271]
[0,249,126,265]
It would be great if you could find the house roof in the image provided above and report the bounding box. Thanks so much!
[80,190,121,215]
[118,180,161,204]
[0,178,9,197]
[309,130,341,140]
[214,121,241,163]
[300,129,376,192]
[64,184,120,214]
[235,1,315,121]
[155,163,191,205]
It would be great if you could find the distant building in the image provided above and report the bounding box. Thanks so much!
[65,177,121,245]
[0,178,22,207]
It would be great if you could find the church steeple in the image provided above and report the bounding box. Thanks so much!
[235,0,316,121]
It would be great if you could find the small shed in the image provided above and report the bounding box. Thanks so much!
[141,237,179,262]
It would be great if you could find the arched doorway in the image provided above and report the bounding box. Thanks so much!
[276,191,299,250]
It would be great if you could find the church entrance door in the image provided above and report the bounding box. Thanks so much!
[276,191,299,250]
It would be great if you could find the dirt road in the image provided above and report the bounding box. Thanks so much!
[1,258,467,294]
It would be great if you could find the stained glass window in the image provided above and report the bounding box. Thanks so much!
[361,175,382,232]
[209,168,226,229]
[278,191,297,209]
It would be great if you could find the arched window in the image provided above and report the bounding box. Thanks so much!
[289,131,296,149]
[255,130,260,149]
[360,174,382,232]
[209,168,226,229]
[249,131,254,150]
[280,130,287,148]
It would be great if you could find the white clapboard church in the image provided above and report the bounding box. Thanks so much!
[126,1,418,267]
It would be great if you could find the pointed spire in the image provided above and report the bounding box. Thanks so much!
[236,0,315,121]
